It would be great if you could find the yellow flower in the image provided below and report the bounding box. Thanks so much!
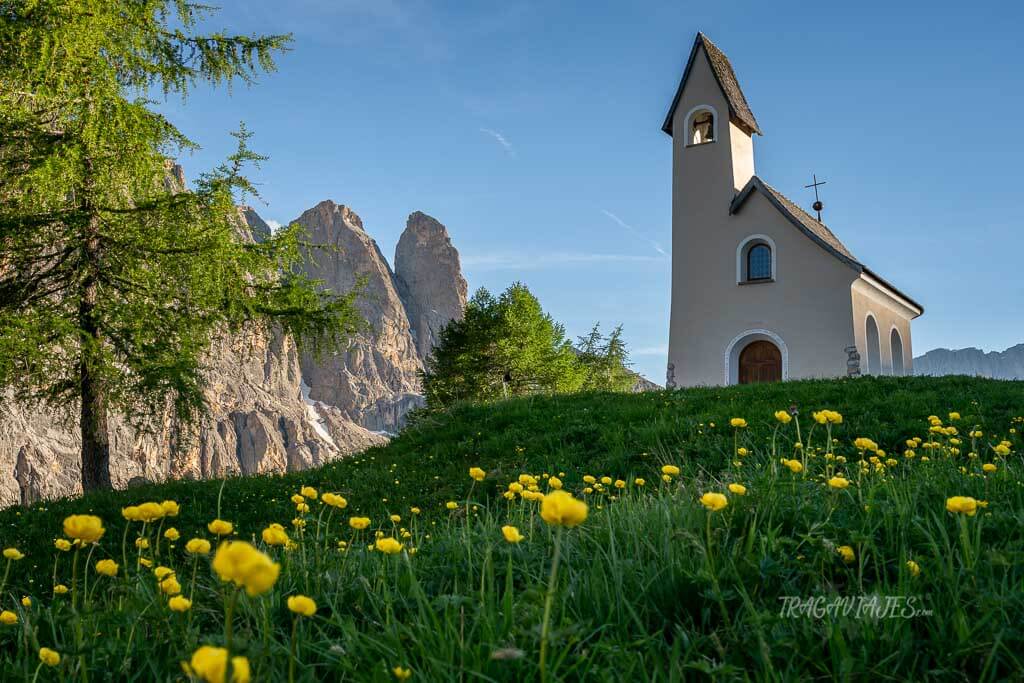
[287,595,317,617]
[95,559,119,577]
[700,492,728,511]
[21,596,31,608]
[54,539,72,552]
[393,667,412,681]
[122,506,140,521]
[614,479,626,489]
[300,486,318,500]
[661,465,680,477]
[261,524,291,547]
[854,438,878,452]
[63,515,105,544]
[727,483,747,496]
[445,501,459,511]
[39,647,60,667]
[410,507,421,515]
[375,537,403,555]
[53,584,68,595]
[390,515,401,523]
[135,538,149,549]
[207,519,233,536]
[160,577,182,596]
[212,541,280,596]
[540,490,589,528]
[600,476,612,485]
[160,500,180,517]
[948,412,961,421]
[469,467,487,482]
[3,548,24,561]
[291,494,305,505]
[774,410,792,424]
[582,475,596,484]
[136,502,165,523]
[906,560,921,577]
[736,447,749,457]
[982,463,997,473]
[501,526,524,543]
[838,545,855,564]
[164,527,180,541]
[0,611,17,625]
[169,595,192,612]
[183,646,250,683]
[783,459,804,473]
[322,493,348,509]
[138,558,153,568]
[548,476,563,490]
[945,496,978,516]
[730,418,747,428]
[349,517,371,530]
[154,566,175,581]
[186,538,212,555]
[634,478,646,486]
[828,477,850,489]
[994,444,1011,456]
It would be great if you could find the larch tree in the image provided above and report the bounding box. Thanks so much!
[0,1,363,490]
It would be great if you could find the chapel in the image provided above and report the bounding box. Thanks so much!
[663,33,923,387]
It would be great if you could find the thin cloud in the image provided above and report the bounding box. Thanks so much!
[480,128,515,156]
[266,219,283,232]
[600,209,667,256]
[462,251,668,271]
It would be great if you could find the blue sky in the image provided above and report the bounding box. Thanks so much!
[159,0,1024,383]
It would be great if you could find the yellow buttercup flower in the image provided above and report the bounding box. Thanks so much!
[393,667,412,680]
[160,500,180,517]
[727,483,747,496]
[982,463,997,473]
[945,496,978,516]
[287,595,317,617]
[469,467,486,482]
[634,478,646,486]
[3,548,24,561]
[700,492,728,511]
[135,538,149,549]
[445,501,459,510]
[390,515,401,523]
[375,537,403,555]
[63,515,105,544]
[783,459,804,473]
[138,558,153,568]
[410,507,421,515]
[661,465,680,477]
[154,566,174,581]
[349,517,371,530]
[183,646,250,683]
[540,491,588,528]
[164,527,180,541]
[39,647,60,667]
[300,486,318,500]
[828,477,850,489]
[122,506,140,521]
[54,539,72,552]
[854,438,878,453]
[906,560,921,577]
[261,524,290,547]
[501,526,524,543]
[169,595,192,612]
[838,545,855,564]
[135,502,165,523]
[774,410,792,424]
[291,494,305,505]
[95,559,119,577]
[582,475,596,484]
[186,538,212,555]
[0,611,17,625]
[736,447,749,457]
[212,541,280,597]
[21,596,31,608]
[730,418,747,428]
[548,476,563,490]
[207,519,233,536]
[322,493,348,509]
[160,577,182,596]
[53,584,68,595]
[994,444,1010,456]
[948,412,961,421]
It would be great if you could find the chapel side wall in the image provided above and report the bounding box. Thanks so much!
[850,282,915,375]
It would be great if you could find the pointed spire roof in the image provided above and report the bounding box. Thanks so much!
[662,32,762,137]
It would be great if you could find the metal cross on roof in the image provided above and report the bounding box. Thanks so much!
[804,174,827,222]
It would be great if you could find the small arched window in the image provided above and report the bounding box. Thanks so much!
[747,244,772,281]
[691,111,714,145]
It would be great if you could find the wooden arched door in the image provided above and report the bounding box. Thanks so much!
[738,340,782,384]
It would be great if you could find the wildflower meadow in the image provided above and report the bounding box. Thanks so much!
[0,376,1022,681]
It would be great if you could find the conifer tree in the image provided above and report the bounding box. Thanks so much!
[0,1,362,490]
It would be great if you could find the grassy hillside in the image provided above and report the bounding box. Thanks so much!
[0,375,1022,680]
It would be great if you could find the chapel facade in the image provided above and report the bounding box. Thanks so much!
[664,33,923,387]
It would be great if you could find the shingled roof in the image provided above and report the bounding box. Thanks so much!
[662,33,762,137]
[730,177,924,315]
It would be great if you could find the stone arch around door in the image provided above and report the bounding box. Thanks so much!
[724,329,789,385]
[890,326,905,376]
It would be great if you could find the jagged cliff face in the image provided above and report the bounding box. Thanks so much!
[914,344,1024,380]
[0,195,467,504]
[294,201,426,432]
[395,211,468,361]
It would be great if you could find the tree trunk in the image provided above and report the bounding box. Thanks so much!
[79,171,111,490]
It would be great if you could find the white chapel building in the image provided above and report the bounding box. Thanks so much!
[663,33,923,387]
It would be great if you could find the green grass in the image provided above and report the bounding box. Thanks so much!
[0,375,1022,680]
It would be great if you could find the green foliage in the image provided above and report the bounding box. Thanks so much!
[0,1,363,487]
[423,284,637,408]
[575,323,634,392]
[0,376,1021,680]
